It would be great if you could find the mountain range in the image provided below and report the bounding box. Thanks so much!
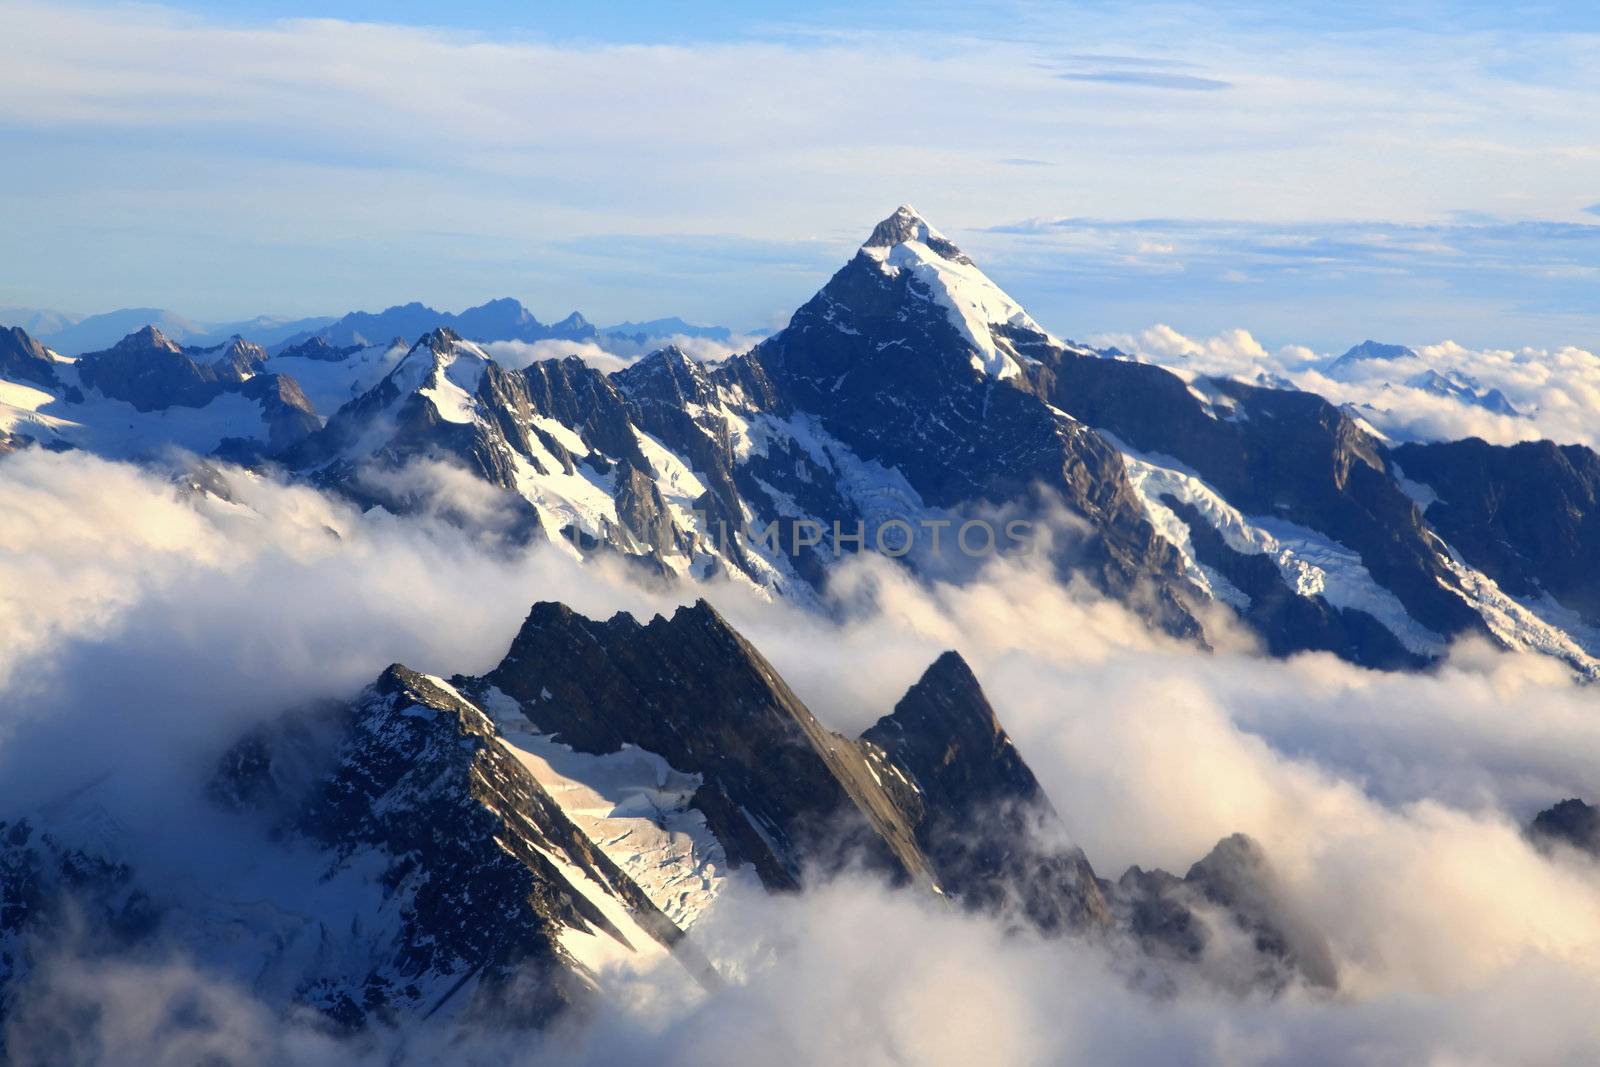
[1,301,743,357]
[1,597,1335,1035]
[6,207,1600,670]
[3,206,1599,1041]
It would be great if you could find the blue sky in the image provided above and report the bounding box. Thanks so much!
[0,0,1596,352]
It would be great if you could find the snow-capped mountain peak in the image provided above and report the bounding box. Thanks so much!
[858,205,1056,379]
[389,327,490,424]
[862,204,969,262]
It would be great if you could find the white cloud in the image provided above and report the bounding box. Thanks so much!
[483,331,765,375]
[1094,324,1600,448]
[5,449,1600,1063]
[1093,324,1271,371]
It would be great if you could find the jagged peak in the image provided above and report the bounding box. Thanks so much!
[1,324,54,362]
[613,345,718,408]
[402,325,490,366]
[635,343,696,369]
[669,597,733,632]
[380,327,490,419]
[1529,797,1600,856]
[411,325,463,354]
[848,207,1054,379]
[372,661,430,697]
[502,599,740,666]
[625,344,705,378]
[518,599,583,630]
[862,650,1005,750]
[862,204,972,265]
[110,324,183,354]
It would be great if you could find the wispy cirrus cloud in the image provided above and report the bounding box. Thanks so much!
[1058,70,1232,91]
[0,1,1597,350]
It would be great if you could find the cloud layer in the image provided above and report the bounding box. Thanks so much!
[1093,323,1600,449]
[4,448,1600,1063]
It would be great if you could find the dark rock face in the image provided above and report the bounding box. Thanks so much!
[744,238,1201,638]
[860,652,1110,929]
[1393,438,1600,626]
[288,331,649,549]
[75,326,221,411]
[0,327,60,389]
[71,326,320,450]
[479,599,935,892]
[1029,354,1484,647]
[1110,833,1338,993]
[287,330,492,477]
[1,594,1344,1035]
[185,334,269,382]
[1528,799,1600,858]
[1164,497,1425,669]
[477,601,1111,932]
[13,212,1600,674]
[251,211,1600,671]
[207,664,692,1030]
[1182,835,1337,988]
[241,372,321,450]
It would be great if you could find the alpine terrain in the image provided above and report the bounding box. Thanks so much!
[3,206,1600,1050]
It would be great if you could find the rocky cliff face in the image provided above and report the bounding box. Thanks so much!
[0,327,61,390]
[479,599,939,893]
[0,324,322,458]
[1528,798,1600,858]
[0,820,156,1030]
[1394,438,1600,627]
[1025,353,1487,663]
[1109,833,1337,994]
[205,662,700,1030]
[860,652,1110,930]
[75,326,223,411]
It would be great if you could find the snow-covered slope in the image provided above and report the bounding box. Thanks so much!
[0,327,321,458]
[859,204,1061,380]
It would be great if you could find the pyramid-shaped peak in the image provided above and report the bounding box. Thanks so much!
[111,324,183,353]
[865,204,933,243]
[410,325,464,355]
[844,206,1054,378]
[863,205,972,265]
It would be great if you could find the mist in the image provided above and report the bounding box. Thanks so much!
[4,448,1600,1065]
